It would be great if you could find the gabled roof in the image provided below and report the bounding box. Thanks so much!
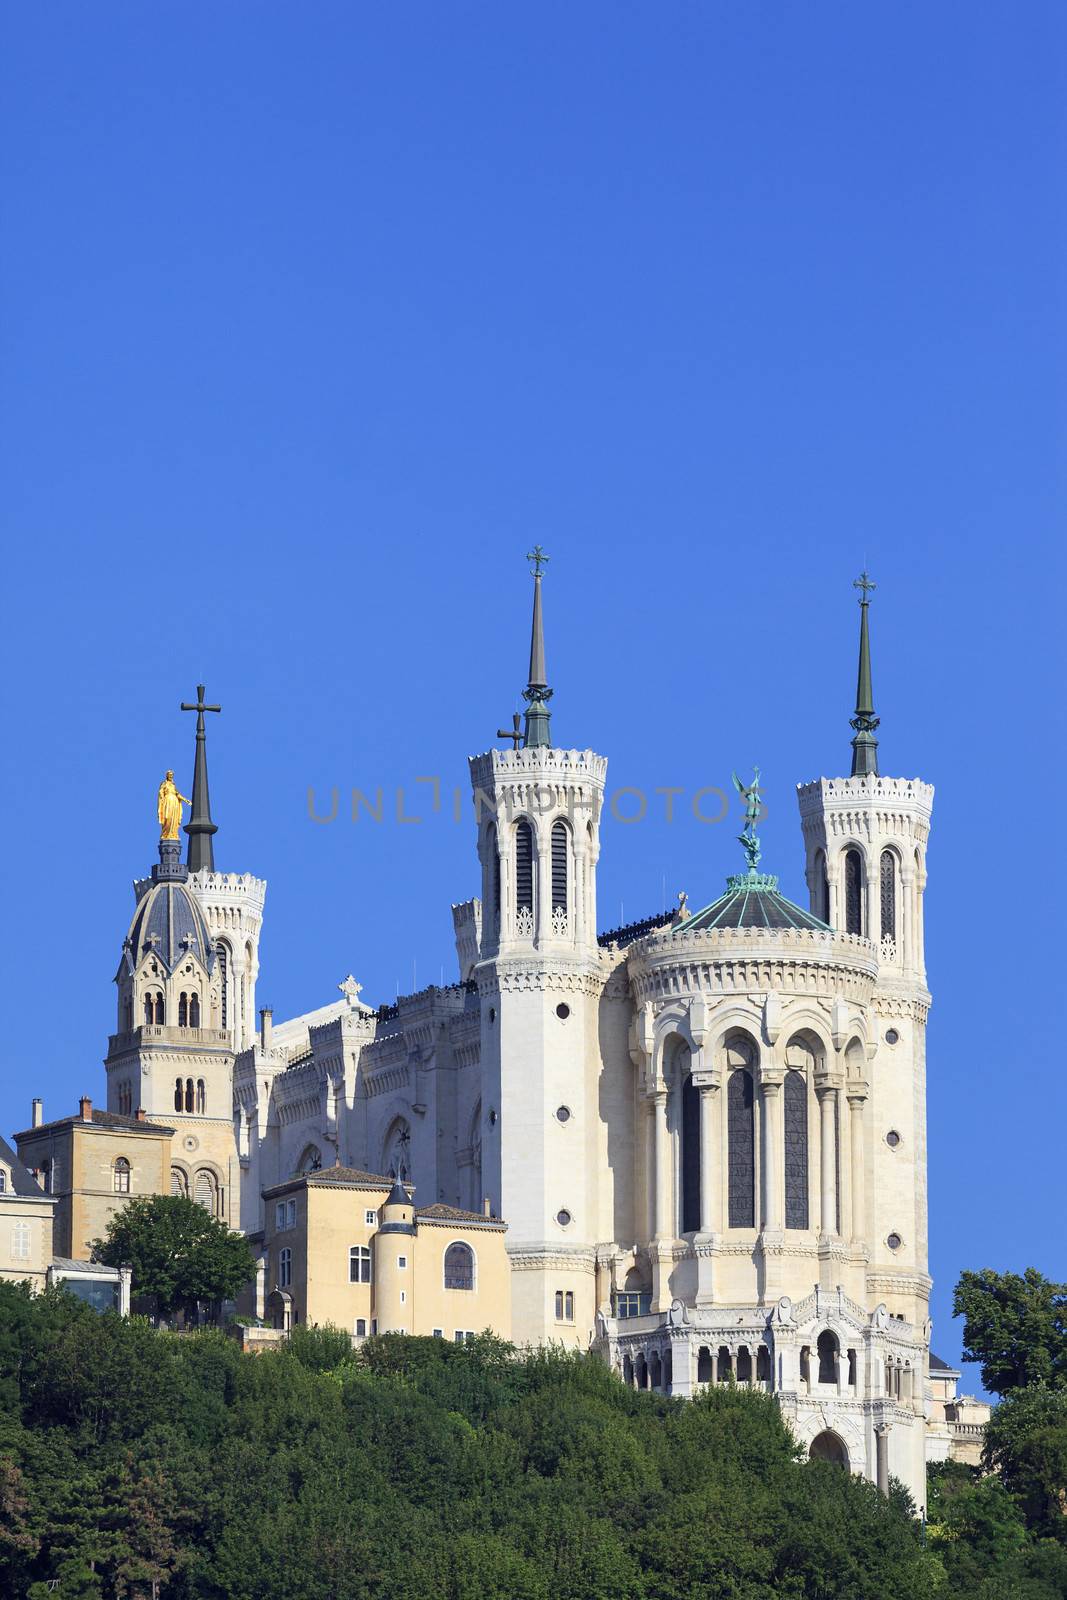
[262,1164,401,1199]
[0,1135,56,1200]
[416,1202,507,1231]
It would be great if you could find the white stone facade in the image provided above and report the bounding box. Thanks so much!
[97,696,940,1509]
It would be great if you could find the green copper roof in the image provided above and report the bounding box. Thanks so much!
[673,870,831,934]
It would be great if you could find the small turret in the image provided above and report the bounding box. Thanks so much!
[373,1174,416,1333]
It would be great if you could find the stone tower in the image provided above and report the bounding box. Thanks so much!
[468,550,607,1345]
[796,573,934,1497]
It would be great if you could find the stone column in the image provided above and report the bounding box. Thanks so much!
[645,1097,657,1242]
[697,1081,721,1233]
[848,1087,868,1244]
[760,1075,784,1231]
[653,1091,671,1241]
[901,869,914,969]
[827,868,840,931]
[817,1085,837,1236]
[573,842,587,945]
[875,1424,890,1494]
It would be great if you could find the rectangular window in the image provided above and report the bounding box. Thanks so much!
[432,1328,443,1338]
[454,1330,474,1344]
[279,1247,292,1288]
[555,1290,564,1320]
[365,1208,377,1225]
[286,1198,297,1228]
[355,1318,367,1338]
[371,1319,377,1335]
[400,1290,406,1305]
[275,1201,286,1230]
[11,1222,31,1261]
[397,1255,407,1269]
[554,1290,574,1322]
[349,1246,371,1284]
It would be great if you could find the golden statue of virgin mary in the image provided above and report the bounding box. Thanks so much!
[157,770,191,841]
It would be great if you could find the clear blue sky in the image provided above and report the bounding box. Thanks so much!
[2,4,1063,1382]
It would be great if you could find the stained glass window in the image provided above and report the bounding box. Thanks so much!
[784,1070,809,1229]
[727,1068,755,1228]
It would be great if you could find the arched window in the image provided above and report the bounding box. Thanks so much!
[680,1066,701,1234]
[697,1347,713,1383]
[178,993,189,1028]
[623,1353,634,1386]
[144,995,154,1026]
[814,849,829,923]
[444,1241,475,1291]
[185,1078,194,1113]
[195,1080,205,1114]
[736,1346,752,1383]
[551,820,568,917]
[726,1041,756,1228]
[113,1157,131,1194]
[716,1346,732,1382]
[194,1168,219,1216]
[844,849,864,936]
[756,1346,771,1384]
[649,1351,662,1391]
[817,1330,839,1385]
[189,993,200,1028]
[216,942,229,1029]
[809,1430,848,1466]
[297,1145,322,1175]
[349,1245,372,1283]
[0,1171,6,1193]
[485,824,501,931]
[174,1077,183,1112]
[171,1166,189,1198]
[514,819,534,924]
[783,1067,809,1230]
[880,850,896,942]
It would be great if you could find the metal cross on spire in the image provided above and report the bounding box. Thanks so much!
[180,684,221,873]
[526,544,549,578]
[854,570,877,603]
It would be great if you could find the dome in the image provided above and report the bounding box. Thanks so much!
[124,879,215,975]
[674,871,830,935]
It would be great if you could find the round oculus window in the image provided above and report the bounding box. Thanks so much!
[885,1028,900,1045]
[885,1130,901,1149]
[183,1135,199,1153]
[556,1209,572,1227]
[555,1106,571,1123]
[887,1232,903,1251]
[556,1002,570,1020]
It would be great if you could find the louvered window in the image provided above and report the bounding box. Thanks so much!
[880,850,896,941]
[216,943,229,1028]
[844,849,863,935]
[551,821,568,913]
[515,820,534,915]
[681,1071,701,1233]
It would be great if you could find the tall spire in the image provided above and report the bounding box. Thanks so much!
[849,572,880,777]
[522,546,553,749]
[180,684,221,871]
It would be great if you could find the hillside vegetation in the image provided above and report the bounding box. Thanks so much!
[0,1283,1063,1599]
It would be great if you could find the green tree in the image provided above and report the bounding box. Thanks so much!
[91,1194,254,1319]
[953,1268,1067,1396]
[983,1384,1067,1544]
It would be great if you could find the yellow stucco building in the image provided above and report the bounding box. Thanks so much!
[13,1097,173,1260]
[257,1165,510,1342]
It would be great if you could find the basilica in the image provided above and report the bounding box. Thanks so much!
[14,555,949,1509]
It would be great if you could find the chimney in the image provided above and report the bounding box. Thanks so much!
[79,1096,92,1122]
[31,1097,43,1128]
[483,1196,492,1218]
[135,1107,146,1122]
[260,1006,273,1050]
